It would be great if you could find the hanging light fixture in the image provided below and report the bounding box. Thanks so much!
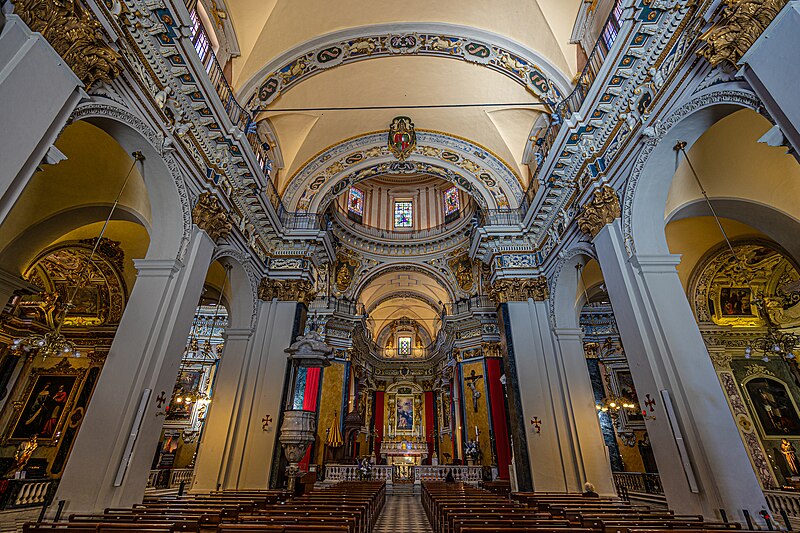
[13,152,145,359]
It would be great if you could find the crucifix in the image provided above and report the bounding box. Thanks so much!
[530,417,542,434]
[155,391,167,409]
[464,369,483,413]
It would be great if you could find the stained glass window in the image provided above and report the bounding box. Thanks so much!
[394,201,413,228]
[347,188,364,216]
[398,337,412,356]
[444,187,460,218]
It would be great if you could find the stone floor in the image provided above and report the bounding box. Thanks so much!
[374,490,433,533]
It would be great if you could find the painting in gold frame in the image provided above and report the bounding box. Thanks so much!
[712,286,762,327]
[4,363,85,445]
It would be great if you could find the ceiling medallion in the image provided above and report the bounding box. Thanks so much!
[388,116,417,161]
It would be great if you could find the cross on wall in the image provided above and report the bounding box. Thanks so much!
[262,415,273,431]
[155,391,167,409]
[644,394,656,412]
[530,417,542,434]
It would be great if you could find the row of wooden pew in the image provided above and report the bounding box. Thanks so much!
[422,482,763,533]
[23,482,385,532]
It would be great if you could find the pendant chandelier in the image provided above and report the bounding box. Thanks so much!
[13,152,145,359]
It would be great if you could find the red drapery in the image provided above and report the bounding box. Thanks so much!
[486,358,511,479]
[374,391,384,459]
[424,391,434,465]
[298,367,321,471]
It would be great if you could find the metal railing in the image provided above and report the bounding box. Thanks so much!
[526,5,624,196]
[332,204,473,241]
[446,295,495,315]
[612,471,663,495]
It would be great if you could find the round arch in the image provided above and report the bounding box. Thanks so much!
[622,88,762,257]
[283,130,524,213]
[210,247,260,331]
[353,262,456,305]
[550,243,600,330]
[70,102,192,262]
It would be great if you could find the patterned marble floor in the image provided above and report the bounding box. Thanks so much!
[374,492,433,532]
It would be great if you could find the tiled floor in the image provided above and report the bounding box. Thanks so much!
[374,491,433,532]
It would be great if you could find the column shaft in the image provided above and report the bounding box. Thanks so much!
[54,227,215,513]
[594,220,768,520]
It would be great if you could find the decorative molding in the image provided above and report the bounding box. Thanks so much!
[14,0,121,89]
[258,278,316,305]
[577,185,620,238]
[487,276,548,303]
[698,0,788,68]
[70,102,193,262]
[283,130,522,213]
[192,192,233,243]
[240,23,570,110]
[621,89,761,256]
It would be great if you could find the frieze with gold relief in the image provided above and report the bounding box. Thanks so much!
[334,254,360,293]
[447,254,475,293]
[258,278,316,304]
[487,276,548,303]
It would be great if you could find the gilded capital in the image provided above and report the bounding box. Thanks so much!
[258,278,316,305]
[482,341,503,358]
[487,276,548,303]
[15,0,122,89]
[577,185,620,238]
[192,192,232,243]
[698,0,788,67]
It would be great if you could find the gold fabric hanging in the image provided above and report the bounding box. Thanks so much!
[326,411,343,448]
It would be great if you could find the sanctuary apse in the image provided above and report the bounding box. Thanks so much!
[1,0,800,530]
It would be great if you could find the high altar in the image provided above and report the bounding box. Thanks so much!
[380,436,429,465]
[381,385,429,465]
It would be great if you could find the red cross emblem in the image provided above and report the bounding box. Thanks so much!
[530,417,542,434]
[262,415,273,431]
[644,394,656,412]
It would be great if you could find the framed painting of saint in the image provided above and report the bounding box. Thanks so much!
[744,376,800,438]
[7,370,82,443]
[396,395,414,432]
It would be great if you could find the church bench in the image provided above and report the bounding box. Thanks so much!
[23,522,198,532]
[103,506,230,525]
[452,518,573,533]
[457,527,596,533]
[579,513,684,528]
[234,514,356,533]
[605,522,741,533]
[68,514,201,528]
[216,525,349,532]
[434,502,526,532]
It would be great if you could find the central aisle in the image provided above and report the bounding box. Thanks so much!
[374,489,433,533]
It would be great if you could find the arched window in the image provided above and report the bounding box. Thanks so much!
[347,187,364,223]
[443,186,461,223]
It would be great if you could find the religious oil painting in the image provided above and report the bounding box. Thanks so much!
[396,395,414,432]
[745,377,800,438]
[10,374,79,441]
[719,287,753,317]
[614,369,644,427]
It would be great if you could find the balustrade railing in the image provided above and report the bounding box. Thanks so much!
[766,490,800,526]
[446,295,495,315]
[527,5,624,194]
[612,471,663,495]
[0,479,58,510]
[332,204,473,241]
[146,468,194,491]
[415,465,482,484]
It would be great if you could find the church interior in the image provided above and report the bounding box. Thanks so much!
[1,0,800,531]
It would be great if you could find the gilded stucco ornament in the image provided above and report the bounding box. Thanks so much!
[487,276,548,303]
[192,192,232,243]
[258,278,316,305]
[387,116,417,161]
[698,0,788,67]
[577,185,621,238]
[14,0,122,89]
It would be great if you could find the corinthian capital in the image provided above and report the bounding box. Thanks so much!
[577,185,620,238]
[487,276,548,303]
[258,278,316,305]
[192,192,232,243]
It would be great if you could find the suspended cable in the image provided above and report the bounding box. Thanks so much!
[251,101,550,113]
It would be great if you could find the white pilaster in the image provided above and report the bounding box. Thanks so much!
[0,15,83,226]
[0,267,36,310]
[54,226,215,513]
[505,299,613,493]
[193,299,298,490]
[594,220,768,521]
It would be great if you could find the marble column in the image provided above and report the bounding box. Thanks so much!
[192,299,299,490]
[594,219,769,520]
[53,226,215,513]
[0,15,83,226]
[500,297,613,494]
